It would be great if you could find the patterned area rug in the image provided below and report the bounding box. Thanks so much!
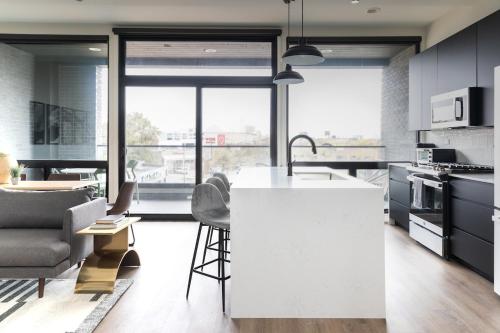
[0,279,132,333]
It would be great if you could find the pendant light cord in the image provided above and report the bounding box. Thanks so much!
[301,0,304,38]
[288,1,290,36]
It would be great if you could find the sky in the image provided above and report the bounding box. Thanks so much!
[126,86,271,135]
[125,67,382,140]
[289,67,383,139]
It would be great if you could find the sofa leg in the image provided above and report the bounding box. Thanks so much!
[38,278,45,298]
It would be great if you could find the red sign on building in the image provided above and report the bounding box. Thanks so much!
[217,134,226,146]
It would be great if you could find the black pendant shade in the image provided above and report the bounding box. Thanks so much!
[281,0,325,66]
[273,65,304,85]
[282,42,325,66]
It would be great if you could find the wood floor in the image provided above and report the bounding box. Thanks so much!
[62,221,500,333]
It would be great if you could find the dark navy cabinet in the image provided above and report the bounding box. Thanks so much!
[409,9,500,129]
[437,25,477,94]
[409,46,436,131]
[477,10,500,126]
[389,165,411,231]
[449,178,494,281]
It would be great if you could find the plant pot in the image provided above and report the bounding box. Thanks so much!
[11,177,20,185]
[0,153,17,184]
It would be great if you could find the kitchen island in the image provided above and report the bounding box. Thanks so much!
[230,167,385,318]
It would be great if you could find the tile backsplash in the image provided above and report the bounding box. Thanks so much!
[421,127,494,166]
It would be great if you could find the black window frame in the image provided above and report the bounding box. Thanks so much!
[285,35,422,174]
[114,28,281,220]
[0,34,110,198]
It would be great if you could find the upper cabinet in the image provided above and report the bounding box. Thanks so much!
[409,46,436,131]
[477,10,500,126]
[437,25,477,94]
[409,10,500,130]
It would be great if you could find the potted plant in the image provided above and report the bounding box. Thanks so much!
[10,165,24,185]
[0,153,17,184]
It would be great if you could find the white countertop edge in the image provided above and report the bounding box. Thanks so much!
[231,167,381,190]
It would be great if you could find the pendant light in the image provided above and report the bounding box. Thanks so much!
[273,0,304,85]
[273,64,304,84]
[282,0,325,66]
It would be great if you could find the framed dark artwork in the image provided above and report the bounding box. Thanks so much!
[31,101,46,144]
[61,107,75,145]
[47,104,61,145]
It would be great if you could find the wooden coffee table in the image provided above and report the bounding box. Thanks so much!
[75,217,141,294]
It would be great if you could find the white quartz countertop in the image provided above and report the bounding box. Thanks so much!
[449,173,494,184]
[231,167,379,189]
[231,166,385,318]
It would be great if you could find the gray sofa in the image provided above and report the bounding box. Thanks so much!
[0,188,106,297]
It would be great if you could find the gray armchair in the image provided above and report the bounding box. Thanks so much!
[0,188,106,297]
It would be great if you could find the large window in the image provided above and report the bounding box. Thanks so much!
[118,31,279,217]
[288,41,418,206]
[289,66,384,162]
[202,88,272,180]
[0,37,109,195]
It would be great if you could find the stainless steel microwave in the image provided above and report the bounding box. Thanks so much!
[430,87,479,129]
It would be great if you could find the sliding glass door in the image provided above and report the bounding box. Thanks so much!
[118,30,279,217]
[124,86,273,215]
[201,88,272,180]
[125,87,196,215]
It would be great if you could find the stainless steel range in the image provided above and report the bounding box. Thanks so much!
[405,161,493,257]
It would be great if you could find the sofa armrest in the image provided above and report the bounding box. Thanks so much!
[63,198,106,266]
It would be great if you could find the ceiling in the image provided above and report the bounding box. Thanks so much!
[313,44,411,59]
[0,0,486,28]
[6,41,410,63]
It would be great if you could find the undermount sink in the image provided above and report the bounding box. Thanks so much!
[293,171,347,181]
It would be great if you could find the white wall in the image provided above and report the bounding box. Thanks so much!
[425,0,500,48]
[0,43,34,160]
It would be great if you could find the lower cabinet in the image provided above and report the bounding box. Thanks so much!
[449,178,494,281]
[450,227,494,281]
[390,199,409,231]
[388,165,411,231]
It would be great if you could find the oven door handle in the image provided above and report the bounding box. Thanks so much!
[406,174,443,189]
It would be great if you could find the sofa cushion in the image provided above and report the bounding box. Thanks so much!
[0,229,70,267]
[0,188,93,228]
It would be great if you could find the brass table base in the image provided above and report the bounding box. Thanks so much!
[75,225,140,294]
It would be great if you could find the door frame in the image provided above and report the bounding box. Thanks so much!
[116,29,280,220]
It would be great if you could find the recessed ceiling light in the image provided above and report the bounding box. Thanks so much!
[163,43,172,48]
[88,47,102,52]
[204,48,217,53]
[351,0,360,4]
[367,7,381,14]
[321,49,333,54]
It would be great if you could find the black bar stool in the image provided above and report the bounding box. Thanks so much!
[186,183,230,312]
